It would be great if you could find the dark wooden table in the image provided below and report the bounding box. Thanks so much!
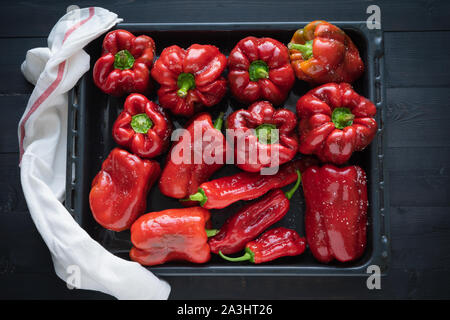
[1,0,449,299]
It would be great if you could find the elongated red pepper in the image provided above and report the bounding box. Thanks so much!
[219,227,306,263]
[226,100,298,172]
[151,44,227,117]
[288,21,364,84]
[112,94,172,159]
[93,29,155,96]
[228,36,295,105]
[302,165,368,263]
[188,157,316,209]
[297,83,377,164]
[159,112,228,202]
[130,207,216,266]
[89,148,160,231]
[209,171,301,254]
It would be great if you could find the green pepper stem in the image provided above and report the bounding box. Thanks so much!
[219,249,254,263]
[331,107,355,130]
[188,188,208,207]
[177,73,196,98]
[206,229,219,237]
[255,123,278,145]
[249,60,270,82]
[131,113,153,134]
[288,40,313,60]
[114,50,135,70]
[285,170,301,200]
[213,112,225,131]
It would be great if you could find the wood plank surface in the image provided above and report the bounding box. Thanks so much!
[1,0,450,38]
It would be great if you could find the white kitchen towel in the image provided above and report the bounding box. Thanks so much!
[18,6,171,300]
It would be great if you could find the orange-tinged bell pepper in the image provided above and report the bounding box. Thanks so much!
[288,21,364,84]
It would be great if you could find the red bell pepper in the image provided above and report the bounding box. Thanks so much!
[93,29,155,96]
[302,164,368,263]
[297,82,377,164]
[129,207,216,266]
[159,112,228,201]
[219,227,306,264]
[89,148,160,231]
[226,100,298,172]
[112,94,172,159]
[188,157,317,209]
[228,36,295,105]
[288,20,364,84]
[209,170,301,254]
[151,44,227,117]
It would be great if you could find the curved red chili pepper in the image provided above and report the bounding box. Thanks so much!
[209,171,301,255]
[151,44,227,117]
[297,83,377,164]
[219,227,306,264]
[188,157,317,209]
[228,37,295,105]
[112,94,172,159]
[288,20,364,84]
[227,101,298,172]
[93,29,155,96]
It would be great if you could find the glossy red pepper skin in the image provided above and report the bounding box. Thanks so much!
[112,94,172,159]
[209,189,290,254]
[226,101,298,172]
[93,30,155,96]
[228,37,295,105]
[247,228,306,263]
[129,207,211,266]
[189,157,317,209]
[288,21,364,84]
[297,83,377,164]
[151,44,227,117]
[159,113,228,201]
[89,148,160,231]
[302,165,368,263]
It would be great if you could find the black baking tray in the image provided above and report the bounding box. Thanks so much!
[65,22,389,276]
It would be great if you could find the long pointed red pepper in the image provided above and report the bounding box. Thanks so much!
[209,171,301,255]
[188,157,317,209]
[218,227,306,264]
[159,112,228,201]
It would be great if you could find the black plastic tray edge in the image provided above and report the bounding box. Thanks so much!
[65,21,389,277]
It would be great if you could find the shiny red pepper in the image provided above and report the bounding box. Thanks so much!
[89,148,160,231]
[302,164,368,263]
[151,44,227,117]
[226,100,298,172]
[93,29,155,96]
[288,20,364,84]
[159,112,228,201]
[228,36,295,105]
[219,227,306,264]
[129,207,216,266]
[112,94,172,159]
[297,83,377,164]
[209,171,301,254]
[188,157,317,209]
